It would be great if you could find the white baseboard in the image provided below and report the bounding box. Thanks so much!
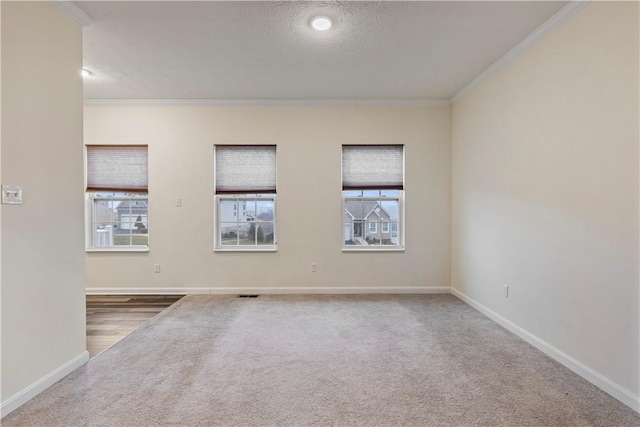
[86,287,211,295]
[1,351,90,418]
[450,288,640,413]
[86,286,451,295]
[210,286,452,294]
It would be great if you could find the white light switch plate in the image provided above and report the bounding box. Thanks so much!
[2,185,23,205]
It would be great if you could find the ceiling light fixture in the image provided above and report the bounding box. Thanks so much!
[82,68,91,78]
[310,15,332,31]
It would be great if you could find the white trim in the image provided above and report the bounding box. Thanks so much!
[212,287,451,294]
[450,288,640,413]
[342,247,405,253]
[86,247,149,253]
[214,194,278,251]
[342,190,404,250]
[450,1,591,104]
[213,247,277,252]
[86,191,149,252]
[50,1,94,26]
[1,351,89,418]
[86,287,212,295]
[86,286,451,295]
[84,98,451,107]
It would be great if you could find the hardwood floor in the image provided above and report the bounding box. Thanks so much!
[86,295,183,357]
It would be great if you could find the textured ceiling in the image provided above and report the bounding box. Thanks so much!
[78,1,567,100]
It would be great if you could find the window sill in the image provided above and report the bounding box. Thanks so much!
[342,246,405,253]
[214,246,277,252]
[86,246,149,253]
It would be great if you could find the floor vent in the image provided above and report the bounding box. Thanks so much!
[237,294,260,298]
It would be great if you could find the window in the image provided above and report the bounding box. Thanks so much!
[89,192,149,247]
[342,145,404,249]
[86,145,148,251]
[214,145,277,250]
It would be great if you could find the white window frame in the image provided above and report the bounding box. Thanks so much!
[85,193,149,252]
[214,194,277,252]
[369,222,377,233]
[341,144,404,252]
[382,222,389,233]
[342,192,404,252]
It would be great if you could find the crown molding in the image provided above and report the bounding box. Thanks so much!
[83,98,451,107]
[450,0,591,104]
[51,0,94,27]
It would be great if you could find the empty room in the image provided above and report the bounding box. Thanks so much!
[1,0,639,425]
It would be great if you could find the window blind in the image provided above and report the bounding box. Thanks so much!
[215,145,277,194]
[86,145,148,192]
[342,145,404,190]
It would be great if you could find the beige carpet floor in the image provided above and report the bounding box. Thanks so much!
[3,294,639,426]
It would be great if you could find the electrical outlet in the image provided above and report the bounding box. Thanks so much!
[176,198,182,207]
[2,185,22,205]
[503,284,509,298]
[154,263,161,273]
[311,263,317,273]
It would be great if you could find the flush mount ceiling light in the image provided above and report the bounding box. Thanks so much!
[310,15,332,31]
[82,68,92,78]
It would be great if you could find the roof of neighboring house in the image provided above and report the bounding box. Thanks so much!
[256,212,274,221]
[344,201,393,221]
[116,200,149,212]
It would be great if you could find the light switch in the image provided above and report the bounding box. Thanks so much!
[2,185,22,205]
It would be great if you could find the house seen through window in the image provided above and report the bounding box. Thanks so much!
[91,193,148,247]
[217,196,275,247]
[86,145,149,250]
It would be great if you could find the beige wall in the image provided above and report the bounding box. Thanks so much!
[1,0,86,407]
[452,1,639,400]
[84,105,451,291]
